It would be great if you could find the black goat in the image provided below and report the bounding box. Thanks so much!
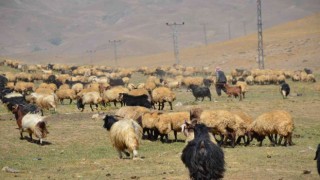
[280,82,290,99]
[181,123,225,179]
[188,84,211,101]
[119,93,152,108]
[315,144,320,175]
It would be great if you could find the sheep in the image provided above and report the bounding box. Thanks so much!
[103,115,142,160]
[181,120,217,144]
[56,88,76,104]
[190,108,246,148]
[115,106,150,121]
[30,93,58,115]
[19,113,49,145]
[235,81,248,99]
[137,111,161,140]
[182,76,204,88]
[188,84,211,101]
[248,110,294,146]
[154,111,190,142]
[14,82,34,94]
[119,93,152,108]
[315,144,320,175]
[280,82,290,99]
[307,74,316,82]
[232,111,253,145]
[101,86,129,107]
[71,83,84,94]
[77,91,102,112]
[150,87,176,110]
[181,123,225,180]
[224,84,242,101]
[35,87,54,95]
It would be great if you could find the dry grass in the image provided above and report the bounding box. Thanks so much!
[0,71,320,179]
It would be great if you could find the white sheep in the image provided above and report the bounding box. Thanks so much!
[103,116,142,159]
[30,93,58,115]
[20,113,49,145]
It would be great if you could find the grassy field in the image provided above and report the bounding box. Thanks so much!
[0,71,320,179]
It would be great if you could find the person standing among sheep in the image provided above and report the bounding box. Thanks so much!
[215,67,227,97]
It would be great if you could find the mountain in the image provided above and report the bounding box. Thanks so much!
[0,0,319,65]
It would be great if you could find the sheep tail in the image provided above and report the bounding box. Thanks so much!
[35,121,49,138]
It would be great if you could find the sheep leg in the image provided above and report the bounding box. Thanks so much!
[278,135,283,145]
[89,104,94,111]
[123,151,130,157]
[158,102,161,110]
[133,150,138,159]
[209,95,211,101]
[69,99,72,104]
[168,102,173,110]
[60,99,64,105]
[95,104,98,110]
[267,135,275,146]
[20,129,24,139]
[174,131,178,142]
[117,150,123,159]
[288,133,293,146]
[201,97,204,101]
[41,109,44,116]
[29,133,33,142]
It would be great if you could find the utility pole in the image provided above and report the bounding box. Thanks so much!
[166,22,184,65]
[201,23,208,46]
[257,0,265,69]
[227,22,231,40]
[109,40,121,66]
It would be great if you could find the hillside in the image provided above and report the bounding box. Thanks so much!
[0,0,319,63]
[117,13,320,72]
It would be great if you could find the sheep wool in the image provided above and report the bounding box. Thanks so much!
[21,113,49,144]
[110,119,142,159]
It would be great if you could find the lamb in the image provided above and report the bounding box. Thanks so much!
[280,82,290,99]
[20,113,49,145]
[315,144,320,175]
[150,87,176,110]
[224,84,242,101]
[188,84,211,101]
[103,115,142,159]
[181,120,217,144]
[77,91,102,112]
[248,110,294,146]
[181,123,225,179]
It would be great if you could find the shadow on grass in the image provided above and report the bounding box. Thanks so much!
[21,136,52,146]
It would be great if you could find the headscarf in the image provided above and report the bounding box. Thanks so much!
[215,67,222,72]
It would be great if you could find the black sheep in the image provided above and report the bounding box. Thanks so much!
[120,93,152,108]
[315,144,320,175]
[109,78,125,86]
[181,123,225,179]
[188,84,211,101]
[280,82,290,99]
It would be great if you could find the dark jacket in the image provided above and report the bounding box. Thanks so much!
[216,71,227,83]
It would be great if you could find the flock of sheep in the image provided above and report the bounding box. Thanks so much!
[1,59,318,179]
